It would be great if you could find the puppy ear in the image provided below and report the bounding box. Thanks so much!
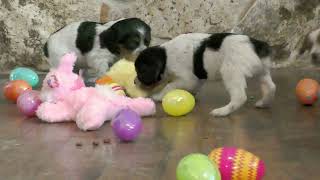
[144,28,151,47]
[140,23,151,47]
[100,27,120,54]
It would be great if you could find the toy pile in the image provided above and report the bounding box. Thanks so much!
[2,53,201,142]
[3,53,156,142]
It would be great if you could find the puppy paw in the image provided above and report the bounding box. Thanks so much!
[210,107,231,117]
[255,100,270,108]
[151,94,163,102]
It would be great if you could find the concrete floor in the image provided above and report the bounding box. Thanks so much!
[1,67,320,180]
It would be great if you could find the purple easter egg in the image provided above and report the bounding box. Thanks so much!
[17,90,42,117]
[112,109,142,141]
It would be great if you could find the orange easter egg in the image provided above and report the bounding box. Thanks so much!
[3,80,32,103]
[295,78,319,105]
[96,76,114,85]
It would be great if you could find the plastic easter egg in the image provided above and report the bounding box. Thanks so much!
[177,153,221,180]
[96,75,114,85]
[3,80,32,103]
[17,90,42,117]
[208,147,265,180]
[112,109,142,141]
[295,78,319,105]
[109,83,126,96]
[162,89,195,116]
[10,67,39,88]
[96,76,126,96]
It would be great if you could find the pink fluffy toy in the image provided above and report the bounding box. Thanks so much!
[36,52,156,131]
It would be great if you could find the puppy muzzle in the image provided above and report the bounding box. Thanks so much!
[134,77,157,90]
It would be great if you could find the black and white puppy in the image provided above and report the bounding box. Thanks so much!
[44,18,151,81]
[297,28,320,65]
[135,33,276,117]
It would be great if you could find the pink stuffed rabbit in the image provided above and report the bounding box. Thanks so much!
[36,52,156,131]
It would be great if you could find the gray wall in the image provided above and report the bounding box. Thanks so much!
[0,0,319,71]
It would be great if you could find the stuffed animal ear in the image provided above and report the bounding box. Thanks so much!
[57,52,77,73]
[70,69,85,90]
[47,75,59,88]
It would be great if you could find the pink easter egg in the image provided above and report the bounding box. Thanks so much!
[209,147,265,180]
[17,90,42,117]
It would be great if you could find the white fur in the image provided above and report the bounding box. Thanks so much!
[45,18,147,81]
[151,33,276,117]
[46,20,121,75]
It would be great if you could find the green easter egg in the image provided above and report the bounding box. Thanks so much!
[10,67,39,88]
[177,153,221,180]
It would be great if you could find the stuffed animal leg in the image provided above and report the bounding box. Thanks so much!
[107,96,156,116]
[76,89,156,131]
[37,101,75,123]
[76,96,117,130]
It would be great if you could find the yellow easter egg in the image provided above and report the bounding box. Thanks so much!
[162,89,195,116]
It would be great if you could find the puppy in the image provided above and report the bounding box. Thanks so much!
[134,33,276,117]
[297,28,320,65]
[44,18,151,81]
